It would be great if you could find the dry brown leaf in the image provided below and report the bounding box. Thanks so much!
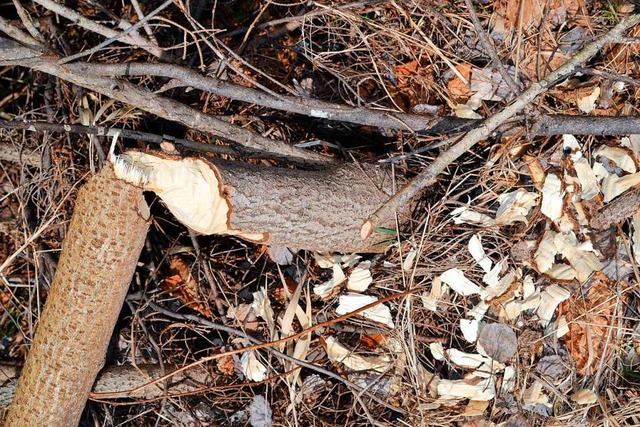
[491,0,585,79]
[160,257,213,318]
[558,273,619,375]
[390,60,434,111]
[447,62,473,102]
[478,323,518,363]
[216,354,235,376]
[226,303,259,331]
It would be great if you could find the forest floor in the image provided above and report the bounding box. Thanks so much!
[2,0,640,426]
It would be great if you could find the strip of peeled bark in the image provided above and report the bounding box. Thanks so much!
[113,151,397,252]
[4,166,149,426]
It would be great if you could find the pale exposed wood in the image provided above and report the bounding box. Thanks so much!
[4,166,149,426]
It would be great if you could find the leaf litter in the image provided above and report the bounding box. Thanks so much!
[5,1,640,426]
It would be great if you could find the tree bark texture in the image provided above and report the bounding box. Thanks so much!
[212,159,398,252]
[4,166,149,427]
[0,363,209,410]
[114,151,400,253]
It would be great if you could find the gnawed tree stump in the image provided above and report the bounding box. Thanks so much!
[113,151,400,253]
[4,166,149,426]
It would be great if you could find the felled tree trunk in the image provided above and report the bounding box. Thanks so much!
[113,152,400,253]
[4,166,149,426]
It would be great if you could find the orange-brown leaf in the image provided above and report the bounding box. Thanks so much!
[160,257,213,318]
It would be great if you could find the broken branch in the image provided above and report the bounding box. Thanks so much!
[4,166,149,426]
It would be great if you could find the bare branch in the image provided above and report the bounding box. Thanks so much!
[67,61,440,132]
[0,34,332,166]
[32,0,165,58]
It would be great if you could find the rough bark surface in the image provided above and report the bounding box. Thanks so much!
[4,166,149,427]
[211,159,399,252]
[0,363,209,408]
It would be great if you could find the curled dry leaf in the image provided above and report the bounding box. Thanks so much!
[558,273,618,375]
[335,293,394,328]
[226,304,259,331]
[439,268,482,296]
[241,351,267,382]
[469,65,515,102]
[323,336,390,373]
[216,354,235,376]
[160,257,213,318]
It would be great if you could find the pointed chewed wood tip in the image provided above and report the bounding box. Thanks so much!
[111,150,266,242]
[360,220,373,240]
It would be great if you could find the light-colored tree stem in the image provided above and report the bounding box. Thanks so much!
[4,166,149,427]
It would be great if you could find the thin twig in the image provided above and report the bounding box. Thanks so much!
[57,0,173,64]
[0,119,240,157]
[129,0,159,45]
[32,0,164,58]
[12,0,45,43]
[360,13,640,239]
[463,0,521,94]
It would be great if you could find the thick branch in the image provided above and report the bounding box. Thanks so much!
[113,151,399,252]
[4,166,149,426]
[67,61,440,132]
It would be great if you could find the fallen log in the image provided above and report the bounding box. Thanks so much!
[3,166,149,426]
[112,151,399,253]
